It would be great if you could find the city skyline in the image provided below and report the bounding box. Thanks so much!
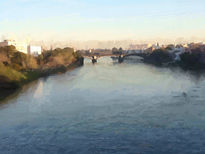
[1,0,205,47]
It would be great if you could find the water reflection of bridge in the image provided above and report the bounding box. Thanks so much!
[123,53,148,59]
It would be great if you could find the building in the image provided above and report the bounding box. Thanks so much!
[129,44,152,50]
[0,40,42,56]
[145,46,155,53]
[28,45,42,56]
[126,50,143,54]
[0,40,28,54]
[144,44,160,53]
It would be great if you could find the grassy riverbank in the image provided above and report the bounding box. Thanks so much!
[0,46,84,101]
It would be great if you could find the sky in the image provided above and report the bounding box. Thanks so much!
[0,0,205,47]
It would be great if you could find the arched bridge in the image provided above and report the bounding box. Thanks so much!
[84,53,149,63]
[115,53,149,63]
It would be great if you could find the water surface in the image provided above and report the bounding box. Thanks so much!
[1,57,205,154]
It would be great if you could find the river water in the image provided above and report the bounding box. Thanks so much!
[1,57,205,154]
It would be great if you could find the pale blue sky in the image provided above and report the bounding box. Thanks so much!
[1,0,205,42]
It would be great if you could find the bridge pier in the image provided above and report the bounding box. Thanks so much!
[92,56,97,64]
[118,55,124,63]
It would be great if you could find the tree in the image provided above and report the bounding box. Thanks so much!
[146,49,173,66]
[165,44,175,50]
[112,47,121,55]
[180,49,202,69]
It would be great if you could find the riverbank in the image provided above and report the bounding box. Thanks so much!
[0,46,84,101]
[0,59,84,101]
[129,48,205,71]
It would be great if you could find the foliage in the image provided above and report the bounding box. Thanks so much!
[0,63,26,82]
[26,56,38,69]
[112,47,123,55]
[0,45,82,81]
[10,52,27,69]
[165,44,175,50]
[0,46,39,71]
[42,47,77,67]
[180,48,205,69]
[0,45,16,63]
[145,48,173,66]
[0,45,83,100]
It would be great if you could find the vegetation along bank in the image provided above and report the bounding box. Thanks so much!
[0,46,84,100]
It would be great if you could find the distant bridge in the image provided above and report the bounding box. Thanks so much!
[84,53,148,58]
[84,53,149,63]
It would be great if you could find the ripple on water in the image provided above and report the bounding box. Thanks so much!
[1,57,205,154]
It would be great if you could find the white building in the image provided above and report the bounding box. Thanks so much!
[152,43,161,50]
[174,48,185,61]
[28,45,42,56]
[167,46,185,61]
[0,40,42,56]
[0,40,28,54]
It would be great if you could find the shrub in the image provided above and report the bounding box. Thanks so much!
[180,49,205,69]
[146,49,173,66]
[26,56,38,69]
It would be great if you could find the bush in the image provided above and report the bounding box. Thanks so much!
[42,47,77,67]
[10,52,27,70]
[26,56,38,69]
[145,49,173,66]
[0,63,26,81]
[180,49,205,69]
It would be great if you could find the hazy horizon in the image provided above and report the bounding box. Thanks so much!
[1,37,205,50]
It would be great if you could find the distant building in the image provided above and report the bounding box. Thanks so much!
[173,47,186,61]
[145,46,155,53]
[182,44,188,48]
[28,45,42,56]
[126,50,142,54]
[0,40,28,54]
[0,40,43,56]
[129,44,151,50]
[145,44,160,53]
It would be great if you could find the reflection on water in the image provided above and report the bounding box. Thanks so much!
[0,57,205,154]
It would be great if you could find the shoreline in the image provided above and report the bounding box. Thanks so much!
[1,54,205,102]
[0,57,84,102]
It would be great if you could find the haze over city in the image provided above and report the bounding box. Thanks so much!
[1,0,205,48]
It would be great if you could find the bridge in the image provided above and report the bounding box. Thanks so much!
[85,53,148,58]
[84,53,149,63]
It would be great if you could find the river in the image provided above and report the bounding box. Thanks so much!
[1,57,205,154]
